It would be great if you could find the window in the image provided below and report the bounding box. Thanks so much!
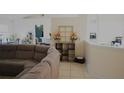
[0,24,9,43]
[58,26,73,42]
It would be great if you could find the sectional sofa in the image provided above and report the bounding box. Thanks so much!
[0,44,60,79]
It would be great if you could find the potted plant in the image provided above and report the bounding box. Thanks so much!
[70,32,78,43]
[53,31,61,42]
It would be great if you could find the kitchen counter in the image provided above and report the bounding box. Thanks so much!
[85,41,124,78]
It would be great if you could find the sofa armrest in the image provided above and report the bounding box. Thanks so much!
[19,62,51,79]
[42,47,61,78]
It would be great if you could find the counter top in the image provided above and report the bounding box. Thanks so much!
[87,41,124,49]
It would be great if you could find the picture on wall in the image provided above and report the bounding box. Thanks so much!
[35,25,44,43]
[90,33,96,39]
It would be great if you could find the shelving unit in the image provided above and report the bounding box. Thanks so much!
[54,25,75,61]
[55,43,75,61]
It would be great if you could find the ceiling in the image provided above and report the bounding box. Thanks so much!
[0,14,30,20]
[0,14,81,20]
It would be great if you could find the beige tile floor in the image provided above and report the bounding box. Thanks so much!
[59,61,91,79]
[0,61,90,79]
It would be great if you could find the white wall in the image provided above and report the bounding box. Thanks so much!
[0,18,14,42]
[98,15,124,43]
[0,18,14,33]
[86,15,98,42]
[13,17,51,44]
[86,14,124,44]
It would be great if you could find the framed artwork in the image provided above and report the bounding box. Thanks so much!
[90,33,96,39]
[35,25,44,43]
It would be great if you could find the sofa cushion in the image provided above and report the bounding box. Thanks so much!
[0,46,2,58]
[0,59,38,77]
[16,45,35,59]
[19,62,51,79]
[16,51,34,59]
[34,52,47,62]
[2,45,17,51]
[15,68,32,79]
[0,62,24,76]
[0,45,17,59]
[0,59,38,68]
[35,45,49,53]
[17,45,35,51]
[20,60,38,68]
[34,45,49,62]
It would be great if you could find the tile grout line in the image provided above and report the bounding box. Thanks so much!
[59,61,88,79]
[70,61,71,79]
